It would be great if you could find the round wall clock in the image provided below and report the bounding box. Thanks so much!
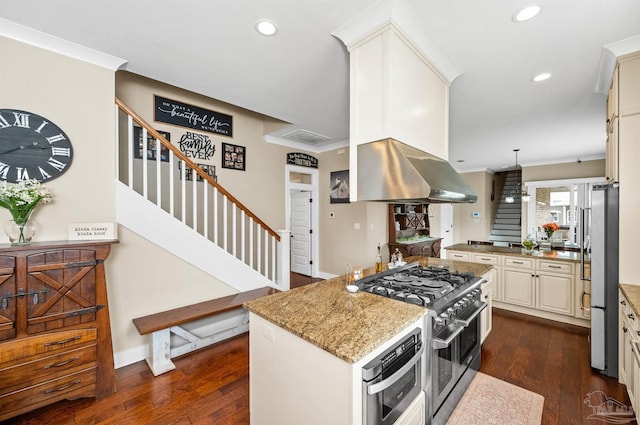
[0,109,73,183]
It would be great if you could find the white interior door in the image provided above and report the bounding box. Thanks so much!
[440,203,454,251]
[291,190,312,275]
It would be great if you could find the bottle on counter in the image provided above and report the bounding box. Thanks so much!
[375,244,383,273]
[391,248,403,266]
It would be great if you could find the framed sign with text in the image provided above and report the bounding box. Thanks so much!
[154,95,233,137]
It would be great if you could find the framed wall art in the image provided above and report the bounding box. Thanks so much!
[330,170,350,204]
[133,126,170,162]
[222,143,246,171]
[179,162,217,182]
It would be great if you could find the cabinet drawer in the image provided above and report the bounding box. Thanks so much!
[537,260,573,274]
[504,256,535,269]
[473,253,500,265]
[0,345,96,394]
[448,251,471,261]
[0,329,97,368]
[0,367,96,421]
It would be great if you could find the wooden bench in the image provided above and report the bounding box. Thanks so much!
[133,286,278,376]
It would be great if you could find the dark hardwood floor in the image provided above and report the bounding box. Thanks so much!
[481,308,632,425]
[2,296,632,424]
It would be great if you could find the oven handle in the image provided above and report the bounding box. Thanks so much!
[366,344,424,396]
[432,324,464,349]
[454,301,487,327]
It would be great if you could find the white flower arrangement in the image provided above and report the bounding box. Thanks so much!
[0,179,53,223]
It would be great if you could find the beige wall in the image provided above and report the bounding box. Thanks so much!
[453,171,496,244]
[317,149,388,274]
[522,159,605,183]
[0,36,116,236]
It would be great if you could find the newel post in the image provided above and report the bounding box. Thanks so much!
[276,230,291,290]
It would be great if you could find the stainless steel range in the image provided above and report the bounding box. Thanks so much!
[358,262,486,425]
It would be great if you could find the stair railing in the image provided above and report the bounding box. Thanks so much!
[114,97,289,289]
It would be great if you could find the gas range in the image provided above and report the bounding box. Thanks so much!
[358,261,484,316]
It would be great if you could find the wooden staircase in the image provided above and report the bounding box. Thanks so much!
[114,98,290,291]
[489,170,522,245]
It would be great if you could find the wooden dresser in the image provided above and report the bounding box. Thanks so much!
[0,240,117,421]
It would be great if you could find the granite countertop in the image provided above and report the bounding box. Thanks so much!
[620,283,640,317]
[244,257,491,363]
[444,243,582,263]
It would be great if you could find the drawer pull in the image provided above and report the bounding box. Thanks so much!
[548,265,562,269]
[512,261,524,264]
[44,335,81,347]
[43,379,81,394]
[64,259,103,268]
[44,356,80,369]
[622,300,627,306]
[629,314,635,321]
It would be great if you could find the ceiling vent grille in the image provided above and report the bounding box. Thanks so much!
[282,129,331,144]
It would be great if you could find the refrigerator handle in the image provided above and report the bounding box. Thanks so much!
[580,207,591,281]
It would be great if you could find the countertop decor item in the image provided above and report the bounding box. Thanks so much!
[0,179,52,245]
[542,222,560,239]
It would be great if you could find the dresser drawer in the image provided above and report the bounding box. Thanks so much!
[447,251,471,261]
[472,253,500,265]
[0,367,96,421]
[0,329,97,369]
[537,260,573,275]
[0,345,96,394]
[504,256,535,269]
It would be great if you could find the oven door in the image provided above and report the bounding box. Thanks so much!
[431,322,463,414]
[456,301,486,367]
[363,344,424,425]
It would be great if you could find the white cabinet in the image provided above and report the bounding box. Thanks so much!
[473,253,502,302]
[394,390,425,425]
[536,260,574,316]
[447,251,471,262]
[619,290,639,412]
[480,273,493,344]
[502,268,535,307]
[619,53,640,117]
[502,256,536,307]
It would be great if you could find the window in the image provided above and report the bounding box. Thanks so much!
[524,178,603,245]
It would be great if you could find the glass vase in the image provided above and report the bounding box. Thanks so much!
[5,219,37,245]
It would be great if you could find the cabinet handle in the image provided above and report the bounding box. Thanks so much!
[629,314,635,321]
[43,335,81,347]
[548,265,562,269]
[480,257,491,261]
[44,356,80,369]
[622,300,627,306]
[43,379,81,394]
[624,326,628,333]
[512,261,524,264]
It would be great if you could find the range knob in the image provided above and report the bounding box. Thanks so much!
[439,312,449,325]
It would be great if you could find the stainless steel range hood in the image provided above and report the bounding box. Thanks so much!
[357,138,477,203]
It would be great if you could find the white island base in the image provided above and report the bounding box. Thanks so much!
[249,313,425,425]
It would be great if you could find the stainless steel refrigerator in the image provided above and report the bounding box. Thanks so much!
[587,183,619,378]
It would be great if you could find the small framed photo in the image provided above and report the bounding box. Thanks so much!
[133,126,170,162]
[330,170,350,204]
[222,142,246,171]
[179,162,217,182]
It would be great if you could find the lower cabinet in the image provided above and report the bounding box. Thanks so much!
[502,268,535,307]
[480,273,493,344]
[619,290,640,417]
[394,390,425,425]
[537,272,574,316]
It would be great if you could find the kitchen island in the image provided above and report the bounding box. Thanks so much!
[243,257,490,425]
[444,243,590,327]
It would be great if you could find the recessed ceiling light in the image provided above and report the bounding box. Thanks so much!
[512,3,543,23]
[532,72,552,82]
[255,19,278,36]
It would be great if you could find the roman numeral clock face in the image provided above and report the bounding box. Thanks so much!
[0,109,73,183]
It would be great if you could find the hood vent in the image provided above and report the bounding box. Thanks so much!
[357,138,477,203]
